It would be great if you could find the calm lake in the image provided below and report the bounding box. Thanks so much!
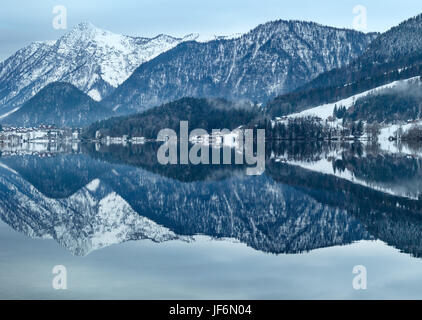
[1,141,422,299]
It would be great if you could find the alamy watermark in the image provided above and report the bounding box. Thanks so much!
[52,5,67,30]
[352,265,367,290]
[353,5,368,32]
[156,121,265,175]
[52,265,67,290]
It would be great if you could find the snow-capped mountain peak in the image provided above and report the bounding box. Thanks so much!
[0,22,194,111]
[58,21,141,54]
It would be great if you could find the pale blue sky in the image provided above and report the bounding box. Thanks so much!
[1,0,422,60]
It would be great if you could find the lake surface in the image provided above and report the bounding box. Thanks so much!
[1,140,422,299]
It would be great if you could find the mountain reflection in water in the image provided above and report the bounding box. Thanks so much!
[0,140,421,259]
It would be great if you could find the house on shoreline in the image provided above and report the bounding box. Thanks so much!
[0,125,65,143]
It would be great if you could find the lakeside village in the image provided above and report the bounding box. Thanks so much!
[1,115,422,152]
[0,125,147,157]
[0,125,147,145]
[0,125,79,144]
[0,125,79,157]
[0,123,241,154]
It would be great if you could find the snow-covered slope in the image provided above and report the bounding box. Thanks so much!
[283,76,421,120]
[0,22,196,114]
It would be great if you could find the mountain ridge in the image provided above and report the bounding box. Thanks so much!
[103,19,377,114]
[0,21,196,116]
[266,12,422,117]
